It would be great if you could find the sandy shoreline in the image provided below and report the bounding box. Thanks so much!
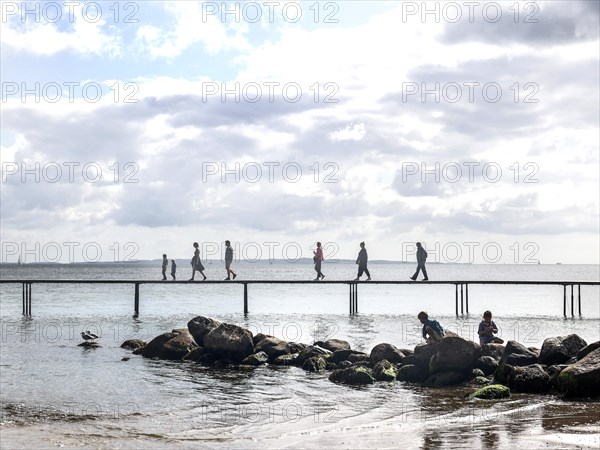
[3,391,599,449]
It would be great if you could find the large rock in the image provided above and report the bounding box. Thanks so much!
[160,329,198,360]
[252,333,272,346]
[398,355,416,367]
[481,343,505,361]
[242,351,269,366]
[329,366,375,385]
[558,348,600,398]
[473,376,491,385]
[204,323,254,362]
[470,384,510,400]
[121,339,146,351]
[302,356,327,373]
[539,335,587,366]
[498,341,538,367]
[427,371,468,387]
[429,336,481,375]
[142,332,178,358]
[396,364,427,383]
[548,364,569,389]
[494,363,514,385]
[472,368,485,378]
[475,356,499,376]
[182,347,203,362]
[577,340,600,361]
[255,337,291,359]
[314,339,351,353]
[187,316,221,347]
[372,360,398,381]
[413,343,439,375]
[296,345,332,366]
[271,353,299,366]
[331,350,368,364]
[288,342,307,353]
[370,343,405,365]
[508,364,551,393]
[347,353,371,365]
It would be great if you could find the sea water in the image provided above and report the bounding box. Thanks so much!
[1,262,599,449]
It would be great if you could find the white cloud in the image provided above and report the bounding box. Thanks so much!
[135,1,251,59]
[0,4,121,57]
[329,123,366,142]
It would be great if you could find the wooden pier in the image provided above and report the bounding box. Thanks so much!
[1,279,598,318]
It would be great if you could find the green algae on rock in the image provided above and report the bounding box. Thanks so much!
[470,384,511,400]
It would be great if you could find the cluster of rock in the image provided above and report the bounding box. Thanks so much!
[121,316,599,399]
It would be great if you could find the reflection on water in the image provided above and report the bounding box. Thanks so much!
[541,401,600,430]
[481,431,500,449]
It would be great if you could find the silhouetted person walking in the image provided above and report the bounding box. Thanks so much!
[161,254,168,281]
[410,242,428,281]
[313,242,324,280]
[354,242,371,281]
[224,240,237,280]
[189,242,207,281]
[171,259,177,280]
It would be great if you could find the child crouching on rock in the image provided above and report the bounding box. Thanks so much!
[478,310,504,345]
[418,311,445,344]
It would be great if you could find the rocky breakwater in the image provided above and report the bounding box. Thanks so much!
[121,317,599,399]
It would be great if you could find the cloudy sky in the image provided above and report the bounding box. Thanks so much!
[1,0,598,264]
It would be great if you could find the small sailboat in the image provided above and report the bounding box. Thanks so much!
[17,255,22,265]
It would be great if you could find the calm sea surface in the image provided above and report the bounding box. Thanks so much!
[1,262,599,449]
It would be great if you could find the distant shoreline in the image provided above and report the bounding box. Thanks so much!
[3,259,415,265]
[1,261,598,266]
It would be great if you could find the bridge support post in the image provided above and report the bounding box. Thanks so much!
[349,283,358,315]
[571,284,574,317]
[455,284,459,317]
[578,284,581,316]
[22,282,32,316]
[244,283,248,315]
[134,283,140,317]
[563,285,566,317]
[465,284,469,314]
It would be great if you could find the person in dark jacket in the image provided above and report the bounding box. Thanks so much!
[410,242,428,281]
[224,240,237,280]
[354,242,371,281]
[171,259,177,280]
[161,254,168,280]
[478,310,504,344]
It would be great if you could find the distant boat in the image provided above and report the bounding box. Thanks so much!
[17,256,22,265]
